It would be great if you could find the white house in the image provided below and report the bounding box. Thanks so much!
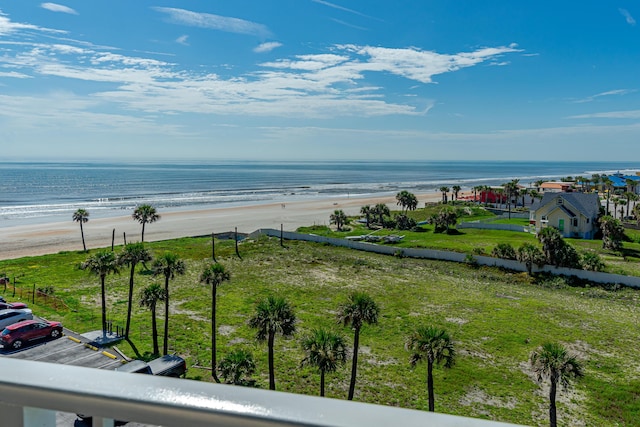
[529,192,600,239]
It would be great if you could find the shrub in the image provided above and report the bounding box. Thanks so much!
[491,243,516,260]
[582,252,605,272]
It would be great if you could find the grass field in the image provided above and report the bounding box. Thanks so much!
[1,232,639,426]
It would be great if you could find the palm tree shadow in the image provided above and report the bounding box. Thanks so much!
[125,337,142,359]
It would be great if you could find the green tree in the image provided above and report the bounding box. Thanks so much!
[248,295,296,390]
[337,292,379,400]
[200,263,231,383]
[624,192,638,218]
[72,208,90,252]
[431,206,458,234]
[330,209,348,231]
[517,243,546,275]
[503,179,520,219]
[360,205,372,228]
[218,348,256,386]
[396,190,418,213]
[599,215,625,251]
[407,326,456,412]
[139,283,166,355]
[537,227,565,267]
[372,203,390,226]
[439,186,450,204]
[117,242,152,339]
[530,342,584,427]
[451,185,461,204]
[80,250,119,337]
[132,204,160,242]
[301,328,348,397]
[151,252,186,355]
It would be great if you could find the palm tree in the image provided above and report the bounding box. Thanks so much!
[336,291,379,400]
[248,295,296,390]
[396,190,418,213]
[329,209,348,231]
[301,328,348,397]
[530,342,584,427]
[139,283,166,356]
[80,250,119,337]
[372,203,390,225]
[407,326,455,412]
[218,348,256,386]
[611,197,620,219]
[451,185,461,204]
[72,208,90,251]
[151,252,186,355]
[438,186,450,204]
[200,263,231,383]
[624,192,637,218]
[117,242,152,339]
[517,243,545,275]
[602,176,613,215]
[132,204,160,242]
[360,205,372,228]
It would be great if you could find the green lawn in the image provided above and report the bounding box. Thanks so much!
[0,235,638,426]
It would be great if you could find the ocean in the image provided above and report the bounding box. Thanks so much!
[1,160,638,228]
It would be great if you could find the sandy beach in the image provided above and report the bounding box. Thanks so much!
[0,192,447,260]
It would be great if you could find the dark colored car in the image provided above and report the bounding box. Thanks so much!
[0,301,28,310]
[0,319,63,350]
[0,308,33,330]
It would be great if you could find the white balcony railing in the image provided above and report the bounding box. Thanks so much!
[0,357,524,427]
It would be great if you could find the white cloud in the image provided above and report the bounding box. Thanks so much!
[41,3,78,15]
[176,35,189,46]
[572,89,635,103]
[311,0,381,21]
[0,12,66,36]
[568,110,640,119]
[619,8,636,25]
[254,42,282,53]
[153,7,272,38]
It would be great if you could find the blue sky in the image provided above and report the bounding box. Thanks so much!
[1,1,639,161]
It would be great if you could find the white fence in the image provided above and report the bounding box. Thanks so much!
[250,229,640,288]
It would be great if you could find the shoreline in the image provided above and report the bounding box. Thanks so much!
[0,191,447,260]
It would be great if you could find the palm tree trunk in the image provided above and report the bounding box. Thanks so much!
[125,265,135,338]
[163,275,169,355]
[212,286,221,383]
[80,222,86,251]
[141,222,146,242]
[320,370,325,397]
[348,327,360,400]
[427,360,435,412]
[100,275,107,338]
[151,305,159,355]
[268,331,276,390]
[549,378,557,427]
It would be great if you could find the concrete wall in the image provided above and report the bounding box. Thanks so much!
[249,228,640,288]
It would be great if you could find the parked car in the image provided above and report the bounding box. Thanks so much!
[0,308,33,330]
[0,319,63,350]
[0,301,28,310]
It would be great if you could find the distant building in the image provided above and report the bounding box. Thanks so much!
[529,192,600,239]
[539,181,574,193]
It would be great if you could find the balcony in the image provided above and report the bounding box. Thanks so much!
[0,357,523,427]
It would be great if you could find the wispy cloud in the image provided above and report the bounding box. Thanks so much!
[176,35,189,46]
[619,8,636,25]
[573,89,635,103]
[41,3,78,15]
[330,18,368,31]
[312,0,381,21]
[0,12,66,36]
[569,110,640,119]
[153,7,272,38]
[254,42,282,53]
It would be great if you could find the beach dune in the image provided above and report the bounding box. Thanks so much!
[0,192,444,260]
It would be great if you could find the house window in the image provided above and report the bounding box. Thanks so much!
[556,198,563,205]
[572,218,578,227]
[541,215,547,221]
[586,218,589,224]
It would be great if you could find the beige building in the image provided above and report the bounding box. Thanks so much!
[529,192,600,239]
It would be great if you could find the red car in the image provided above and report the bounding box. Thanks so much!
[0,301,28,310]
[0,319,63,350]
